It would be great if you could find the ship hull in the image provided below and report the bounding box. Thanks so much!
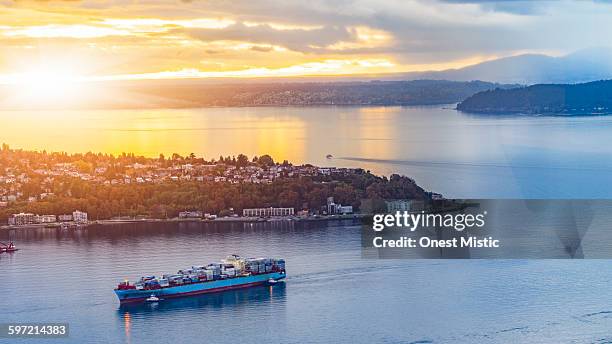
[114,272,286,303]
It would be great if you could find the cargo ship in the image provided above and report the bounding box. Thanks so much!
[114,255,286,303]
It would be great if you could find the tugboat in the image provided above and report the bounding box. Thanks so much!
[145,294,161,302]
[0,242,18,253]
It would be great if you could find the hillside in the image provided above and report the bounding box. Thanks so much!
[128,80,512,107]
[457,80,612,115]
[0,79,513,110]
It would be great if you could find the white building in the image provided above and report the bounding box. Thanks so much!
[8,213,36,226]
[386,200,413,213]
[179,211,203,219]
[243,207,294,217]
[58,214,73,222]
[73,210,88,223]
[327,197,336,214]
[430,193,444,200]
[318,168,331,175]
[338,205,353,214]
[326,197,353,215]
[40,215,57,223]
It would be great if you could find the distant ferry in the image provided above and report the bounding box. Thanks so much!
[114,255,286,303]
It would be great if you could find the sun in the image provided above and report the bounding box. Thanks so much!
[0,61,96,108]
[13,67,82,104]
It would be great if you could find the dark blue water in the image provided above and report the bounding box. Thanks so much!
[2,222,612,343]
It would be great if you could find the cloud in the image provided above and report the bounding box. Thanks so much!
[436,0,551,14]
[182,22,361,54]
[250,45,274,53]
[2,0,612,78]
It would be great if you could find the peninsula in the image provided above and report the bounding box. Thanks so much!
[457,79,612,115]
[0,144,431,225]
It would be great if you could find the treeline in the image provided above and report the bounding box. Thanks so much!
[0,143,279,171]
[457,79,612,114]
[0,173,427,221]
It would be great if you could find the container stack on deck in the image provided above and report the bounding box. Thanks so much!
[116,255,286,291]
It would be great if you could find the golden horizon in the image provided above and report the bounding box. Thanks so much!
[0,1,599,108]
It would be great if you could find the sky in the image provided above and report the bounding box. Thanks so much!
[0,0,611,82]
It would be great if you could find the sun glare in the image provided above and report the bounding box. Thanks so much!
[3,65,88,106]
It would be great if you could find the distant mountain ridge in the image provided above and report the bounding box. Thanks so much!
[457,79,612,115]
[397,48,612,84]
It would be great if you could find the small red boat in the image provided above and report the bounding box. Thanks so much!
[0,241,18,253]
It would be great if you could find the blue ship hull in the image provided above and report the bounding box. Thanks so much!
[114,272,286,303]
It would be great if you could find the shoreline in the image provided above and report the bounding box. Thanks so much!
[0,214,372,231]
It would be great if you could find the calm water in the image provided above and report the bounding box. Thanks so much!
[3,105,612,197]
[2,222,612,344]
[3,106,612,343]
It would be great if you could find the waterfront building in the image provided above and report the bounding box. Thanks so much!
[325,197,353,215]
[9,212,36,226]
[338,205,353,214]
[58,214,73,222]
[40,215,57,223]
[243,207,295,217]
[73,210,88,223]
[326,197,336,214]
[179,211,203,218]
[386,200,413,213]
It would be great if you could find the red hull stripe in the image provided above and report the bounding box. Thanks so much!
[120,280,269,303]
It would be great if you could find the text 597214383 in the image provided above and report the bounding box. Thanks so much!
[0,323,68,338]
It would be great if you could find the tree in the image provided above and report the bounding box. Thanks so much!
[74,160,92,174]
[278,190,299,208]
[333,184,357,205]
[236,154,249,168]
[257,154,274,167]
